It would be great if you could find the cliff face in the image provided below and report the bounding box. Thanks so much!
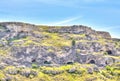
[0,22,36,32]
[97,31,111,39]
[47,25,94,34]
[0,22,111,39]
[45,25,111,39]
[0,22,119,68]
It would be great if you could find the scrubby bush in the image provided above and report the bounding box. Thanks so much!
[104,52,108,55]
[72,39,76,46]
[32,63,38,69]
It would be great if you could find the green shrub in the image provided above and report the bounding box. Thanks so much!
[106,66,114,75]
[32,63,38,69]
[0,71,5,80]
[104,52,108,55]
[72,39,76,46]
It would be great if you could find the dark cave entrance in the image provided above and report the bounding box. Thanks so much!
[44,61,51,64]
[32,59,36,63]
[89,60,95,64]
[106,50,112,55]
[67,62,73,65]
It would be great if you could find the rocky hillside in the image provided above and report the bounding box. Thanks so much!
[0,22,120,81]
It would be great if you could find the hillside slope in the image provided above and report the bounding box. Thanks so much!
[0,22,120,81]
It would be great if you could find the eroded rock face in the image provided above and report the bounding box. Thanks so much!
[0,22,36,32]
[48,25,93,34]
[97,31,111,39]
[0,22,119,68]
[1,45,119,67]
[47,25,111,39]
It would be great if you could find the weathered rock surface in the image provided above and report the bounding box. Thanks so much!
[0,22,119,68]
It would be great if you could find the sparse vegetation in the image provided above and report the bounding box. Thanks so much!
[0,22,119,81]
[0,63,119,81]
[104,52,108,55]
[32,63,39,69]
[41,32,71,47]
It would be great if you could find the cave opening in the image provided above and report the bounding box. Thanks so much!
[32,59,36,63]
[89,60,95,64]
[44,61,51,64]
[106,50,112,55]
[67,62,73,65]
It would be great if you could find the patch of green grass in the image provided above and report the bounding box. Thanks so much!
[0,63,120,81]
[41,32,71,47]
[69,34,86,38]
[0,71,5,80]
[104,52,108,55]
[115,41,120,48]
[32,63,39,69]
[0,47,10,56]
[13,36,40,46]
[39,25,50,31]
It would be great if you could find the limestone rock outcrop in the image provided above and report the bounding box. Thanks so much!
[0,22,119,68]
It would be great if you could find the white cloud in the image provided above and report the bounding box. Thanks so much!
[52,16,82,25]
[111,34,120,38]
[93,25,120,38]
[96,26,120,31]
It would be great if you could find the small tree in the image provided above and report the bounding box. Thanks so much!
[71,39,76,55]
[72,39,76,46]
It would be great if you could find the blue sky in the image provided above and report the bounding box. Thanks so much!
[0,0,120,38]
